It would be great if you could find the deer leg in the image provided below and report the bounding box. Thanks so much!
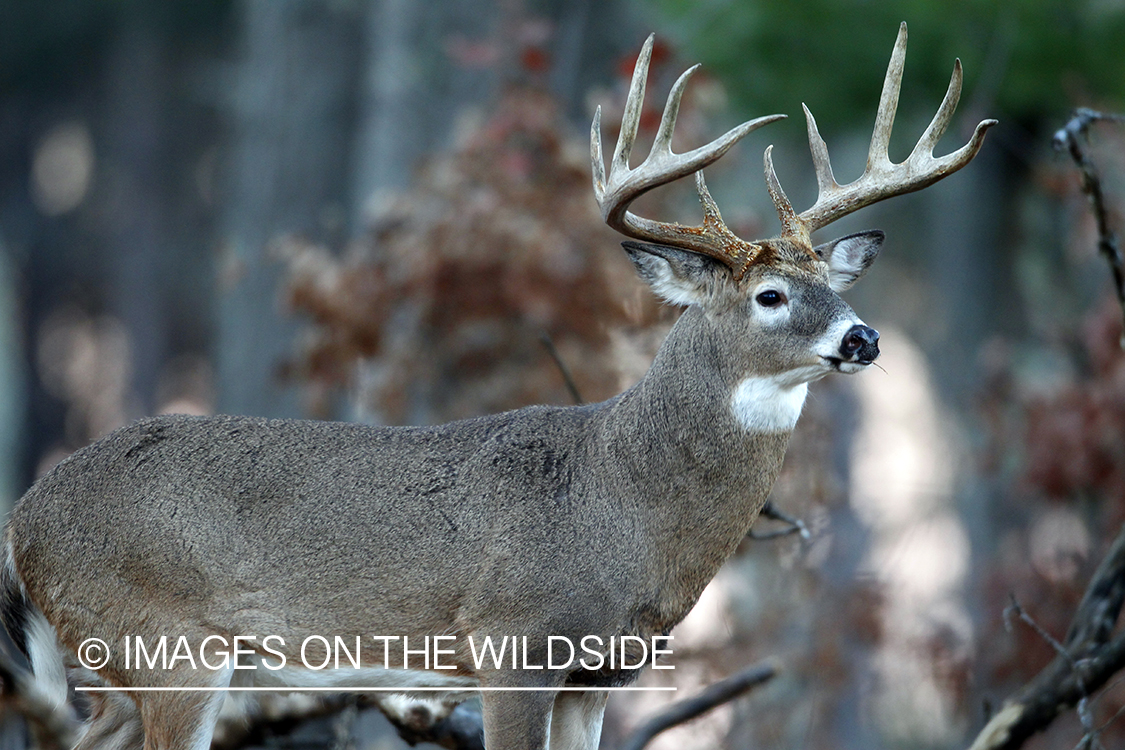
[135,666,230,750]
[74,691,144,750]
[137,690,227,750]
[478,671,558,750]
[549,691,608,750]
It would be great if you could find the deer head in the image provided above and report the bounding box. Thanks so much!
[592,23,996,405]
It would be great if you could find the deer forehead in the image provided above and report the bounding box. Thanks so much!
[738,258,841,314]
[739,240,826,284]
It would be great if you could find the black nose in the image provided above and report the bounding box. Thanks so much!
[840,324,880,364]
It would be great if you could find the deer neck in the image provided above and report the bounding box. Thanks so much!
[593,307,797,621]
[603,306,798,484]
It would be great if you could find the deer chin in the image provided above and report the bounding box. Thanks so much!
[823,356,874,375]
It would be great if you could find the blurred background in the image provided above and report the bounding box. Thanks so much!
[2,0,1125,749]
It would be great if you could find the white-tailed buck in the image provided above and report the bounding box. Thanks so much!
[2,23,992,750]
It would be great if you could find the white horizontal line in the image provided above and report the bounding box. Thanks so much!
[76,686,676,693]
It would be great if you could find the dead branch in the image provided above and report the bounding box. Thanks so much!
[967,522,1125,750]
[539,331,584,406]
[1053,108,1125,348]
[619,659,779,750]
[748,500,810,541]
[1003,596,1100,741]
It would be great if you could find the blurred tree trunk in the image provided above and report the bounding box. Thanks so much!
[216,0,362,417]
[348,0,638,232]
[0,246,24,516]
[349,0,500,231]
[103,18,167,416]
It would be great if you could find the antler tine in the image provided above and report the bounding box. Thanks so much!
[868,22,908,171]
[774,22,997,239]
[763,146,805,242]
[912,58,963,159]
[652,62,700,158]
[591,35,785,275]
[611,34,655,177]
[803,104,839,195]
[591,105,607,201]
[763,105,841,246]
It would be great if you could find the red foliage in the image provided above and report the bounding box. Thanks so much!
[279,85,673,423]
[1025,298,1125,504]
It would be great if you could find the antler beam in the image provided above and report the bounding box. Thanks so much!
[767,22,998,244]
[591,34,784,276]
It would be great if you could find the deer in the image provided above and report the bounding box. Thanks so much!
[1,23,993,750]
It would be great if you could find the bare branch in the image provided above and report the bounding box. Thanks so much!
[1053,108,1125,348]
[1003,595,1070,660]
[539,331,584,405]
[749,500,811,541]
[967,523,1125,750]
[619,659,778,750]
[1003,595,1098,740]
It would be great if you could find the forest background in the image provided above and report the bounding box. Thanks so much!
[2,1,1125,749]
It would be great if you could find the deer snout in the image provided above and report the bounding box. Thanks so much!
[840,324,880,364]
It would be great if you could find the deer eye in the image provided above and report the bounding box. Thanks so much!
[756,290,785,308]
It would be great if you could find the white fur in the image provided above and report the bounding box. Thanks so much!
[821,232,882,292]
[730,377,809,433]
[25,612,69,710]
[550,691,607,750]
[245,656,476,693]
[7,537,70,712]
[645,262,705,307]
[224,660,473,747]
[189,667,235,750]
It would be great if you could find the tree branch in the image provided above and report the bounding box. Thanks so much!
[619,659,779,750]
[539,331,584,405]
[1053,108,1125,348]
[748,500,810,541]
[967,522,1125,750]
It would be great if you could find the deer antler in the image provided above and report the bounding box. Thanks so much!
[767,22,998,245]
[591,35,784,278]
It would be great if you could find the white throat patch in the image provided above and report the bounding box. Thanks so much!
[730,377,809,433]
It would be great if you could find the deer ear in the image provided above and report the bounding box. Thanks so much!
[622,241,728,307]
[814,230,884,292]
